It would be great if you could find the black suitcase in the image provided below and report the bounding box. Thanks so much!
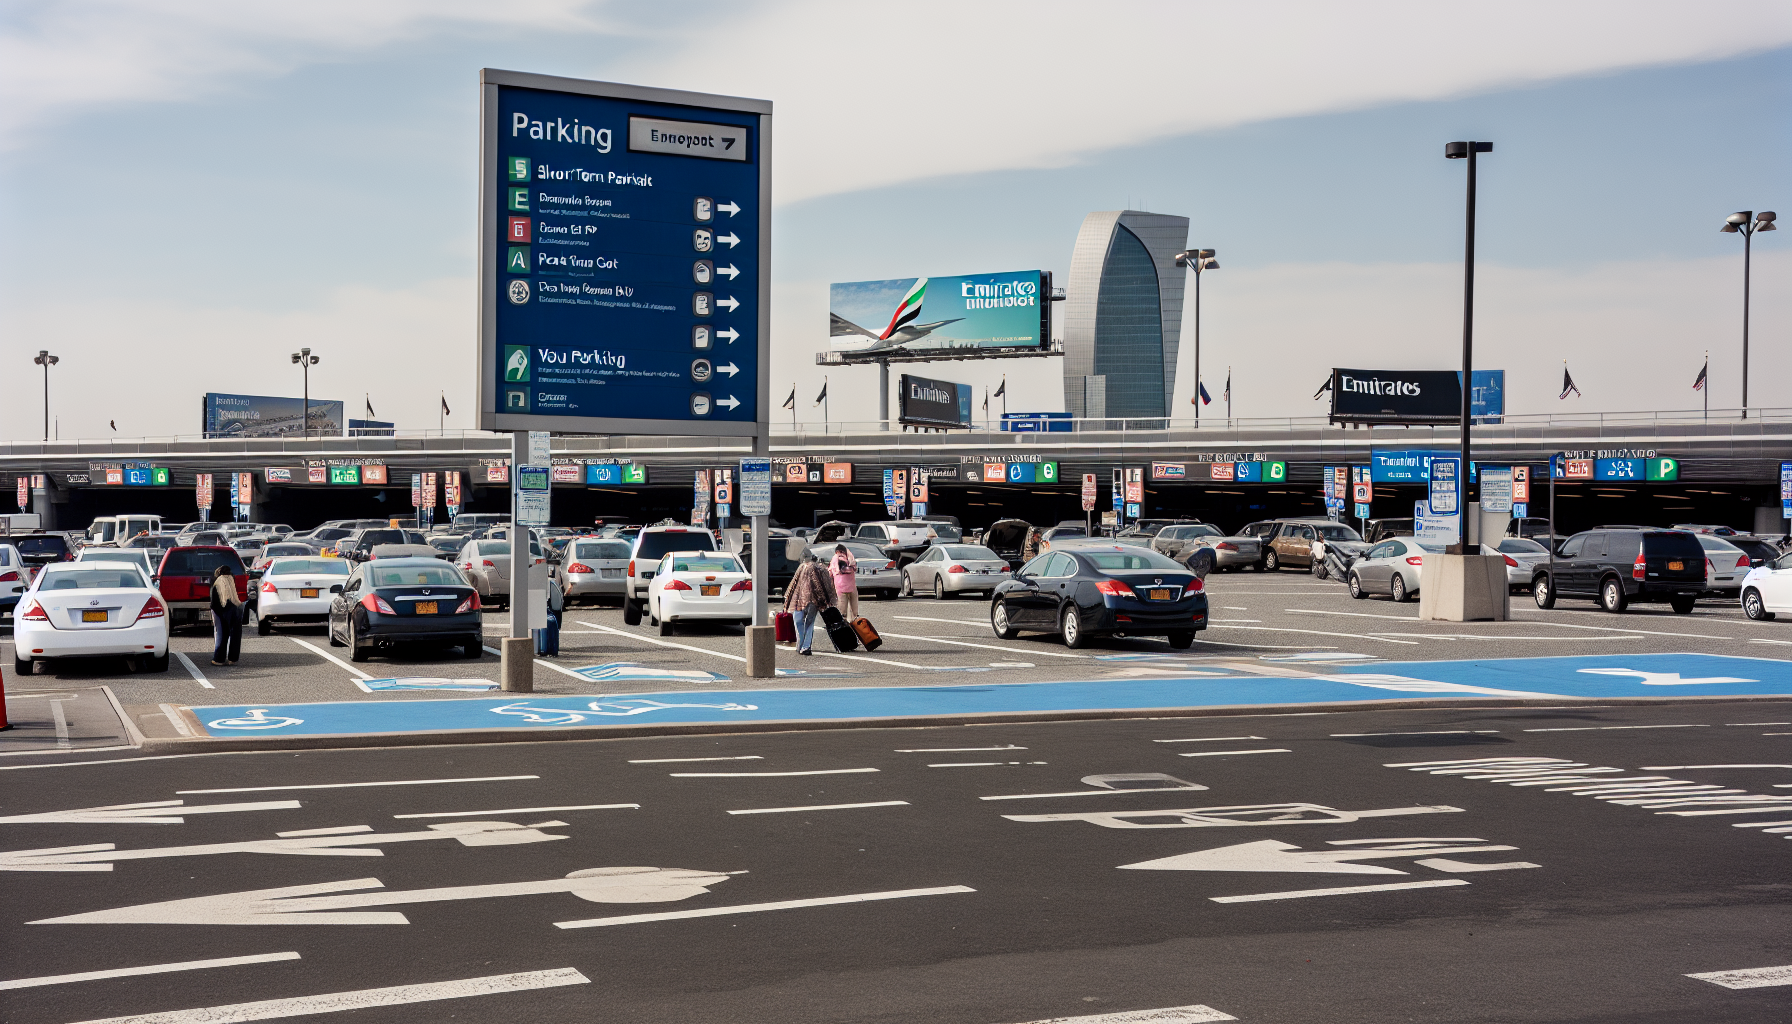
[821,606,859,652]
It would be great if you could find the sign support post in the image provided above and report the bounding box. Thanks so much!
[502,429,533,692]
[744,438,773,676]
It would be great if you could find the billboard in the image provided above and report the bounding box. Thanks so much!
[830,270,1048,361]
[203,393,344,438]
[898,374,973,429]
[1329,369,1504,425]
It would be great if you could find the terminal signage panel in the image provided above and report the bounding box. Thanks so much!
[898,373,974,429]
[1330,369,1461,425]
[479,70,770,438]
[830,270,1050,361]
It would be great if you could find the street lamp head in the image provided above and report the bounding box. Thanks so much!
[1445,141,1492,158]
[291,353,300,363]
[1202,258,1220,270]
[1197,249,1215,259]
[1758,211,1777,231]
[1721,223,1740,233]
[1726,211,1752,226]
[308,355,320,365]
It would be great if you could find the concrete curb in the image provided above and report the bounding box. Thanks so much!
[116,692,1792,756]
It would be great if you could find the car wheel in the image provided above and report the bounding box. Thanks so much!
[348,619,371,662]
[1264,550,1280,572]
[647,600,659,627]
[1348,573,1365,600]
[1599,577,1628,613]
[1743,588,1774,621]
[1670,596,1697,615]
[463,636,484,659]
[257,616,272,636]
[1167,631,1195,650]
[878,589,898,600]
[1310,556,1327,578]
[934,577,947,600]
[1533,574,1556,609]
[14,655,33,676]
[991,599,1019,640]
[1391,573,1410,603]
[622,599,642,626]
[145,652,170,672]
[328,619,346,647]
[658,613,675,637]
[1059,604,1089,649]
[901,576,914,598]
[1188,550,1215,578]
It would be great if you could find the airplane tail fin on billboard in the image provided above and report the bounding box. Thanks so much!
[879,278,927,341]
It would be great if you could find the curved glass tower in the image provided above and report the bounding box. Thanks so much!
[1061,210,1189,421]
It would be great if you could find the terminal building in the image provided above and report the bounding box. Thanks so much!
[1061,210,1190,422]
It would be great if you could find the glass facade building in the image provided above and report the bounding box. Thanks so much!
[1061,210,1189,421]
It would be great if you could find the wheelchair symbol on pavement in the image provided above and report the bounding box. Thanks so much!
[206,708,304,730]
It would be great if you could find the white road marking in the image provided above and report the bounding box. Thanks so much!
[1211,879,1470,903]
[928,761,1048,767]
[670,769,878,777]
[178,776,537,794]
[1122,837,1517,874]
[1286,608,1419,621]
[1222,606,1250,610]
[1642,764,1792,771]
[1206,624,1421,645]
[1154,736,1267,743]
[895,745,1027,752]
[804,647,945,669]
[393,804,638,819]
[287,637,372,690]
[1728,722,1792,726]
[1685,964,1792,989]
[3,820,569,872]
[1191,637,1340,650]
[1517,618,1726,640]
[577,621,747,662]
[554,884,975,929]
[628,756,763,763]
[1332,730,1500,737]
[60,967,589,1023]
[1,952,302,993]
[0,799,301,825]
[50,698,71,748]
[727,801,910,815]
[998,1004,1237,1023]
[1524,724,1708,732]
[1415,857,1541,872]
[1178,748,1291,757]
[172,652,215,689]
[276,826,372,837]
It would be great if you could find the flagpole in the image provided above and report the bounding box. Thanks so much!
[1703,352,1708,423]
[1226,366,1232,421]
[824,375,829,428]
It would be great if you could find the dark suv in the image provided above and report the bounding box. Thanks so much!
[1533,528,1706,613]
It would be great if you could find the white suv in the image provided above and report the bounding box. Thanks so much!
[622,525,718,625]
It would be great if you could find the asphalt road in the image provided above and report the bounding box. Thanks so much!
[2,702,1789,1023]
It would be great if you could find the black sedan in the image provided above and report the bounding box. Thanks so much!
[327,557,483,662]
[990,543,1207,649]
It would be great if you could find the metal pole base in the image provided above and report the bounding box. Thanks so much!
[744,625,776,678]
[500,637,535,692]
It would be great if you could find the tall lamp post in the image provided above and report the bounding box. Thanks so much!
[33,351,59,442]
[290,347,319,438]
[1173,248,1219,424]
[1720,210,1776,418]
[1444,140,1492,554]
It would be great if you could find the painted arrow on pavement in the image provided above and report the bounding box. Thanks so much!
[716,327,740,344]
[716,362,740,377]
[716,264,740,280]
[1119,838,1522,875]
[717,396,741,411]
[0,799,302,825]
[716,295,740,312]
[31,865,736,925]
[716,232,740,248]
[2,820,568,872]
[716,201,740,216]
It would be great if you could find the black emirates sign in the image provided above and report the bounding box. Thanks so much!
[898,373,970,429]
[1330,368,1462,424]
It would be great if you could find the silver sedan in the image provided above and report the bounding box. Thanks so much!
[555,538,632,605]
[902,544,1012,599]
[1486,537,1551,591]
[811,543,905,600]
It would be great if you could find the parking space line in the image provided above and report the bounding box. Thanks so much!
[629,756,763,763]
[178,776,537,794]
[172,652,215,689]
[394,804,637,819]
[1192,637,1335,649]
[1286,608,1420,621]
[1515,619,1727,640]
[1178,748,1291,757]
[1155,736,1267,743]
[577,621,747,662]
[999,1004,1237,1024]
[1525,724,1709,732]
[288,637,372,691]
[478,643,586,681]
[1685,964,1792,989]
[895,745,1027,752]
[881,632,1090,659]
[554,885,975,929]
[1334,731,1500,737]
[1211,879,1470,903]
[0,951,302,991]
[727,800,909,815]
[670,768,878,777]
[1207,624,1421,645]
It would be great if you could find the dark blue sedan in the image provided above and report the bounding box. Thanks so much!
[328,557,484,662]
[990,544,1207,649]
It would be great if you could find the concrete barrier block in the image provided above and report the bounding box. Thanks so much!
[1419,554,1510,622]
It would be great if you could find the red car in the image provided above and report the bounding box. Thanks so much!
[155,545,247,632]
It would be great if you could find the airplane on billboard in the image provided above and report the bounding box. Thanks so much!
[829,278,963,353]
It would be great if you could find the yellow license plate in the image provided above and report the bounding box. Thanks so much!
[700,585,720,597]
[1148,589,1171,601]
[82,610,108,622]
[301,588,319,598]
[1667,561,1683,571]
[415,601,438,615]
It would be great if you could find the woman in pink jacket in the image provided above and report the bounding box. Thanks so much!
[829,543,859,620]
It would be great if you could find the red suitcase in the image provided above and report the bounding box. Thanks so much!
[850,616,882,652]
[774,611,796,643]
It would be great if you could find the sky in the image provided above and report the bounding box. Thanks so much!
[1,0,1788,440]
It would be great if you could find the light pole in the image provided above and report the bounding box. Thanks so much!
[32,350,58,442]
[290,347,319,438]
[1720,210,1776,418]
[1444,140,1492,554]
[1173,248,1218,424]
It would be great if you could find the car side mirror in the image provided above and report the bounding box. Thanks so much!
[329,584,344,594]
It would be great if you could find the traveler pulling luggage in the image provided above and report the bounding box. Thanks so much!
[821,605,860,652]
[850,616,882,652]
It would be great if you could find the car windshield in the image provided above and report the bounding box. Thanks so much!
[79,550,149,564]
[929,526,964,542]
[815,544,884,562]
[38,568,147,590]
[1497,538,1548,554]
[574,541,631,560]
[941,545,1002,560]
[667,556,741,573]
[478,542,511,555]
[636,531,716,560]
[1696,535,1743,552]
[161,549,244,576]
[264,545,313,556]
[267,559,350,576]
[16,537,67,554]
[369,565,465,587]
[1315,525,1362,541]
[358,530,405,546]
[1078,548,1188,572]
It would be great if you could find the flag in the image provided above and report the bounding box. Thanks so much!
[782,387,795,410]
[1560,364,1582,400]
[109,419,116,431]
[1223,369,1231,403]
[440,395,451,416]
[365,396,376,419]
[982,388,989,413]
[1198,382,1212,406]
[1692,359,1707,391]
[993,378,1006,399]
[813,382,828,406]
[1313,376,1333,401]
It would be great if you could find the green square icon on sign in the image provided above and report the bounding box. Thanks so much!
[507,156,530,183]
[508,188,529,212]
[1265,461,1288,482]
[503,346,531,383]
[1038,461,1058,483]
[506,247,531,274]
[1646,457,1679,481]
[150,467,170,486]
[623,464,646,484]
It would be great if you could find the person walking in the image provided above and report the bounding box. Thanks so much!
[829,543,859,620]
[782,549,835,656]
[209,564,243,665]
[536,574,564,657]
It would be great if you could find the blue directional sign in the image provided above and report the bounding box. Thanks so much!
[479,70,770,438]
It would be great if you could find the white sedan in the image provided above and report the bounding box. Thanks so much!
[257,556,351,635]
[646,550,752,636]
[1346,537,1447,602]
[12,563,169,674]
[1696,534,1753,600]
[1740,549,1792,621]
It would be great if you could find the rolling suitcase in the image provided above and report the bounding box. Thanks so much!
[774,611,796,644]
[850,616,882,652]
[821,606,859,652]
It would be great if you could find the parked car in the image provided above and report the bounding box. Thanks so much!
[327,557,483,661]
[1722,534,1782,569]
[902,544,1010,599]
[1740,549,1792,620]
[256,557,351,635]
[338,528,410,562]
[13,533,74,578]
[12,561,169,674]
[623,525,718,625]
[1037,526,1089,552]
[1672,523,1740,536]
[1178,526,1264,574]
[0,542,25,618]
[123,534,179,555]
[1307,522,1370,578]
[1532,528,1706,613]
[1261,520,1365,573]
[1346,537,1447,602]
[1364,518,1416,544]
[370,543,447,561]
[981,519,1033,565]
[811,520,856,544]
[990,544,1207,649]
[1487,537,1552,591]
[458,538,520,610]
[428,535,468,557]
[252,543,321,572]
[735,531,799,598]
[555,538,633,606]
[851,521,939,566]
[155,545,247,632]
[1695,534,1753,600]
[645,550,752,635]
[82,515,164,548]
[1507,517,1564,548]
[74,547,158,582]
[811,542,903,600]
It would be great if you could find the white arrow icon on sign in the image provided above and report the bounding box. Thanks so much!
[2,820,569,872]
[716,363,740,377]
[1119,838,1526,875]
[716,327,740,344]
[717,264,741,280]
[716,396,741,411]
[717,201,740,217]
[0,799,301,825]
[1576,667,1758,686]
[717,296,740,312]
[717,232,741,248]
[30,865,736,925]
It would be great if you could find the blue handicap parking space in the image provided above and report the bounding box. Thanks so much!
[187,653,1792,739]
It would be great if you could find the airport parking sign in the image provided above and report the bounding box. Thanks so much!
[479,70,770,438]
